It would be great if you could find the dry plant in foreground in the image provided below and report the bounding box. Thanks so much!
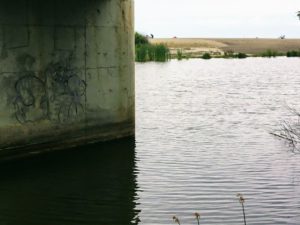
[171,194,247,224]
[173,213,200,225]
[194,212,200,225]
[173,216,181,225]
[271,106,300,152]
[237,193,247,225]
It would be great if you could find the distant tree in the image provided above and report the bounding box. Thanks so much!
[135,32,149,45]
[297,11,300,20]
[202,53,211,59]
[279,35,285,39]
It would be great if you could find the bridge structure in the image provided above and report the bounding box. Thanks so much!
[0,0,135,159]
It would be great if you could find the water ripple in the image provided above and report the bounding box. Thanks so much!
[136,58,300,225]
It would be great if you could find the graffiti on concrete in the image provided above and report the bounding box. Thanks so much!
[13,54,48,123]
[14,75,48,123]
[13,53,86,124]
[45,54,86,123]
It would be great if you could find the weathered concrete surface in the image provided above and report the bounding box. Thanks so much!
[0,0,135,157]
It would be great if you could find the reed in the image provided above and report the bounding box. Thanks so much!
[260,49,280,57]
[135,44,148,62]
[154,44,170,62]
[147,44,155,61]
[287,50,300,57]
[177,49,183,60]
[135,32,170,62]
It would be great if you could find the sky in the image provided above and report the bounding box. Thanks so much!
[135,0,300,38]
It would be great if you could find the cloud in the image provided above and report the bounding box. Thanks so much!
[135,0,300,38]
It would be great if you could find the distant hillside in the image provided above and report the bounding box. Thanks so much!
[150,38,300,56]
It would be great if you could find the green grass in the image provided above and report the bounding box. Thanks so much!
[259,49,283,57]
[135,43,170,62]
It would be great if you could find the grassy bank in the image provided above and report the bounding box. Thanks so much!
[150,38,300,59]
[135,33,170,62]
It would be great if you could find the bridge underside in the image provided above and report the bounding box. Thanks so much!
[0,0,135,159]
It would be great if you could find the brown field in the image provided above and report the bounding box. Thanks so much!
[150,38,300,56]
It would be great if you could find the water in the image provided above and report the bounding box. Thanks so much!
[0,57,300,225]
[0,139,139,225]
[135,58,300,225]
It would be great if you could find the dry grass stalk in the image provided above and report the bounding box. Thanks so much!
[271,106,300,152]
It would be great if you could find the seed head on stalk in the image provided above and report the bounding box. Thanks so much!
[194,212,200,225]
[237,193,247,225]
[173,216,181,225]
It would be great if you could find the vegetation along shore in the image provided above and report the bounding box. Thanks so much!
[149,38,300,59]
[135,32,170,62]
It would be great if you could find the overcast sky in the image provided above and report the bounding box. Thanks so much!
[135,0,300,38]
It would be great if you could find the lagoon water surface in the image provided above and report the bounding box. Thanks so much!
[135,58,300,225]
[0,58,300,225]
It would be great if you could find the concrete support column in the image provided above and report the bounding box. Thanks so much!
[0,0,135,156]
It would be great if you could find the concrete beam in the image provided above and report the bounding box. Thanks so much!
[0,0,135,158]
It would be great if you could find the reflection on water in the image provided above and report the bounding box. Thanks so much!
[0,138,139,225]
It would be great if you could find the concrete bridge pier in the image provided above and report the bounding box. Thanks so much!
[0,0,135,158]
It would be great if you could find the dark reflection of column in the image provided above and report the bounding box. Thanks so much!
[0,137,140,225]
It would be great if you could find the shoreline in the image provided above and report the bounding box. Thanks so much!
[150,38,300,58]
